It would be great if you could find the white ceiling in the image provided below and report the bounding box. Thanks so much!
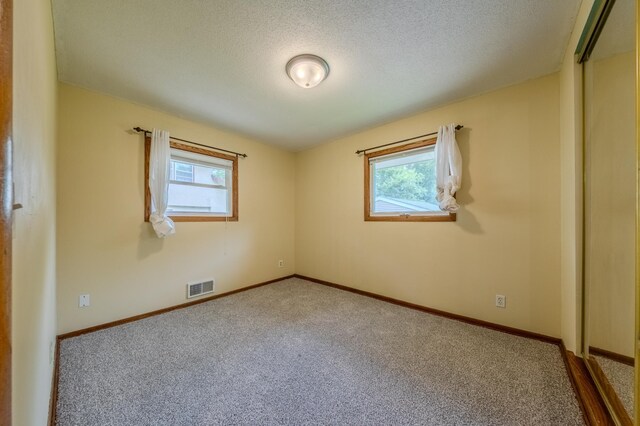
[591,0,635,61]
[52,0,582,151]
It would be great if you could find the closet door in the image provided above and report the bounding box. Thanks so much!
[581,0,638,424]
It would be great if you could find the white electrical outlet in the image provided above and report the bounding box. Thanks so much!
[278,260,284,268]
[495,294,506,308]
[79,294,90,308]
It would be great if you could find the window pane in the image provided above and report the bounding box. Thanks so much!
[167,151,234,216]
[371,147,439,214]
[167,183,229,214]
[147,145,237,220]
[193,163,227,186]
[172,161,194,182]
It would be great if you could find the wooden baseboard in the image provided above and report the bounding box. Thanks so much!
[293,274,560,344]
[589,346,635,367]
[58,275,294,340]
[295,274,615,425]
[50,273,614,426]
[49,274,295,425]
[560,343,613,425]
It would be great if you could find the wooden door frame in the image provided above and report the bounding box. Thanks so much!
[0,0,12,423]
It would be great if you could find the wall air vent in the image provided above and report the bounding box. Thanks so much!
[187,279,215,299]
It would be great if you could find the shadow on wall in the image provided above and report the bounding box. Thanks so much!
[137,222,165,260]
[455,128,483,235]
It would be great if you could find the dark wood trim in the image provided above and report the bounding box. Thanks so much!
[50,273,616,426]
[51,275,294,424]
[170,141,236,162]
[560,342,614,426]
[366,137,437,159]
[364,149,370,220]
[363,137,456,222]
[365,212,456,222]
[585,356,633,425]
[0,0,12,423]
[48,338,60,426]
[168,215,239,223]
[58,275,294,340]
[294,274,559,344]
[559,343,587,423]
[144,137,239,223]
[296,274,616,424]
[589,346,635,367]
[144,137,151,221]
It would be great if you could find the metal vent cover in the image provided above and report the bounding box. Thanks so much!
[187,280,215,299]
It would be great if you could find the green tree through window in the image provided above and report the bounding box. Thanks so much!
[375,158,437,205]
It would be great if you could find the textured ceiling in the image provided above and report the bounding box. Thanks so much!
[52,0,581,150]
[591,0,635,61]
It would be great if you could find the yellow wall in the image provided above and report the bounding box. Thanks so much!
[13,0,58,424]
[56,84,296,334]
[9,0,614,420]
[295,74,562,337]
[586,51,636,357]
[559,0,593,354]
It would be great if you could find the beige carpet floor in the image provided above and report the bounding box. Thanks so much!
[56,277,584,425]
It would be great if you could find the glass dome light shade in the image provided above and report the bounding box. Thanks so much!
[286,54,330,88]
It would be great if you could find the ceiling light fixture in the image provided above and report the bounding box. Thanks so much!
[286,54,330,89]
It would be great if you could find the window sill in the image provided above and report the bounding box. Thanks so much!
[365,213,456,222]
[171,215,238,222]
[144,215,238,223]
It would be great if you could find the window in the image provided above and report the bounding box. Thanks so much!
[171,161,194,182]
[364,138,455,222]
[145,139,238,222]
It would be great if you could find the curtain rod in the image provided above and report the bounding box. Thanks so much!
[355,125,463,155]
[133,127,248,158]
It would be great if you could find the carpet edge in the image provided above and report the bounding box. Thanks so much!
[293,274,559,344]
[51,273,612,426]
[296,273,615,425]
[57,274,295,340]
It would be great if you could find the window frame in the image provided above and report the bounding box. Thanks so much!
[144,137,239,222]
[364,137,456,222]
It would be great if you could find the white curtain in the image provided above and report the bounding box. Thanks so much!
[435,123,462,212]
[149,128,176,238]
